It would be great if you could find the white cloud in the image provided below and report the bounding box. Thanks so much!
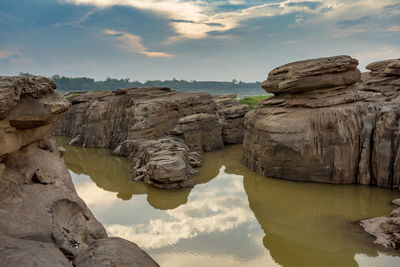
[105,166,254,249]
[75,180,119,211]
[63,0,400,42]
[103,29,175,58]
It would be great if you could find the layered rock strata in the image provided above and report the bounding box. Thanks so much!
[243,56,400,189]
[54,89,248,188]
[0,76,158,266]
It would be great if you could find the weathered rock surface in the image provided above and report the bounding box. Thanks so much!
[0,77,159,266]
[361,199,400,251]
[171,113,224,152]
[243,56,400,189]
[113,137,198,189]
[54,88,248,188]
[214,94,249,144]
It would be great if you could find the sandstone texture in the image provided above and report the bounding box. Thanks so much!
[54,88,248,189]
[243,56,400,189]
[0,76,158,266]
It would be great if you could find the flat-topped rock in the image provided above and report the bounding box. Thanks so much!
[262,55,361,94]
[243,56,400,188]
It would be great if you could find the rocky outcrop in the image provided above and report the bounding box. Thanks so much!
[214,94,249,144]
[113,137,198,189]
[361,199,400,251]
[243,56,400,189]
[0,76,158,266]
[54,88,248,189]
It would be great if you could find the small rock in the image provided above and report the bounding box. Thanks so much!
[392,199,400,206]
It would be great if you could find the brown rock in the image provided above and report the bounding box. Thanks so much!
[243,56,400,189]
[261,55,361,94]
[112,137,197,189]
[213,94,249,144]
[0,76,159,266]
[361,200,400,250]
[171,113,223,152]
[54,88,249,188]
[74,237,159,267]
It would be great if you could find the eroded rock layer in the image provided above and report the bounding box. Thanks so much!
[243,56,400,189]
[54,88,248,188]
[0,76,158,266]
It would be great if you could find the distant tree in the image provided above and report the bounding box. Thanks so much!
[19,72,33,76]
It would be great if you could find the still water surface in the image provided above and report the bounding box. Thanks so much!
[56,137,400,267]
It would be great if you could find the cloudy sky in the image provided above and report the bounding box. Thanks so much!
[1,0,399,81]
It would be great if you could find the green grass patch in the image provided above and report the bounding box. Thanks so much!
[239,95,272,109]
[67,93,79,100]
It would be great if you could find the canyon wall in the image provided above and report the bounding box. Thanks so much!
[53,89,248,189]
[0,76,158,266]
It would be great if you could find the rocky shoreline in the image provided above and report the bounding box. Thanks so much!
[53,89,248,189]
[0,76,158,266]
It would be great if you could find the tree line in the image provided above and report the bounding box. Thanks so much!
[19,73,261,93]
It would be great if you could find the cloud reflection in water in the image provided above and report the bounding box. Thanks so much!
[105,166,254,249]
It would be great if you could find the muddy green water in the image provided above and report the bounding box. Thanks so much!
[56,137,400,267]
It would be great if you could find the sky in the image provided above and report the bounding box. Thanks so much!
[0,0,399,82]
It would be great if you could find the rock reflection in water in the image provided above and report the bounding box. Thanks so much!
[56,137,191,210]
[56,137,400,267]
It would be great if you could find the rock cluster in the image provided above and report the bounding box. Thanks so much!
[361,199,400,251]
[54,88,248,189]
[0,76,158,266]
[243,56,400,189]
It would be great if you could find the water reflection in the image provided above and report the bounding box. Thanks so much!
[56,137,191,210]
[56,137,400,267]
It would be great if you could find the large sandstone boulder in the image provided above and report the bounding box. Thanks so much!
[0,76,159,266]
[54,88,248,189]
[243,56,400,189]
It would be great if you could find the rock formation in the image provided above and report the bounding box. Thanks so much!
[243,56,400,189]
[54,89,248,189]
[0,76,158,266]
[361,199,400,251]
